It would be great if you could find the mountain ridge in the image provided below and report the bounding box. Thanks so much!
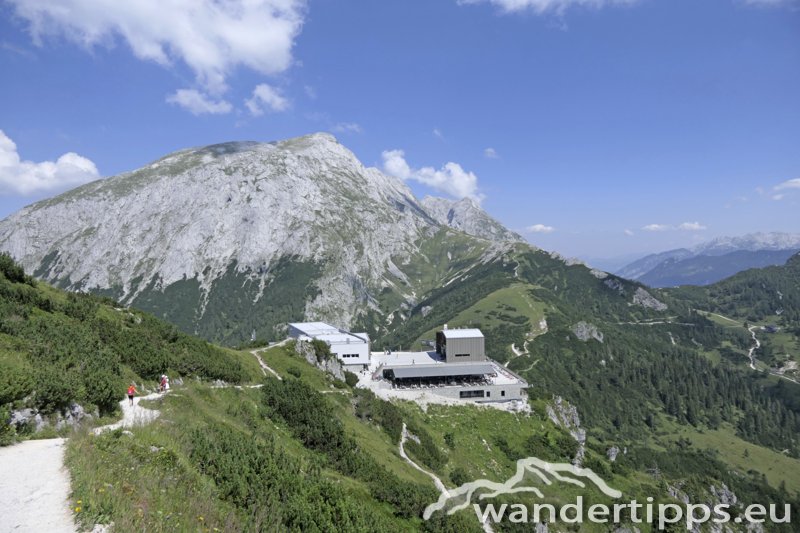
[617,232,800,286]
[0,133,523,344]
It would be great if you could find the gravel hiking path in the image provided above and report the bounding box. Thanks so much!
[399,424,495,532]
[93,392,162,435]
[0,392,163,533]
[398,423,450,497]
[250,341,287,380]
[0,438,75,532]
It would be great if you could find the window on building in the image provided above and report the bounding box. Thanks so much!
[501,391,505,397]
[459,390,485,399]
[454,353,470,357]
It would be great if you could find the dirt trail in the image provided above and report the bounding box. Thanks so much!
[1,390,165,533]
[399,423,495,533]
[747,326,760,371]
[93,392,162,434]
[398,423,449,497]
[250,343,284,380]
[0,438,75,532]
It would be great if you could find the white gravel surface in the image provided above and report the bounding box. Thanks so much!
[0,438,75,533]
[0,392,163,533]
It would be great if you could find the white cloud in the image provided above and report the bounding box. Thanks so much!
[381,149,483,203]
[642,224,670,232]
[458,0,638,15]
[624,229,634,236]
[304,85,317,100]
[678,221,707,231]
[433,128,445,140]
[0,129,100,195]
[8,0,305,96]
[526,224,555,233]
[742,0,798,7]
[245,83,290,116]
[166,89,232,115]
[774,178,800,190]
[332,122,362,134]
[484,147,499,159]
[770,178,800,201]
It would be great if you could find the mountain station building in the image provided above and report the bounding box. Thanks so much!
[435,327,485,362]
[288,321,371,366]
[370,325,528,405]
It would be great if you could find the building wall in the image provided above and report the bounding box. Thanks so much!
[288,324,305,338]
[427,384,525,403]
[329,342,370,366]
[444,336,486,363]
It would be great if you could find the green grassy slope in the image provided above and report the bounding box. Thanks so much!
[371,247,800,504]
[67,342,799,532]
[67,348,484,532]
[0,253,262,445]
[670,253,800,379]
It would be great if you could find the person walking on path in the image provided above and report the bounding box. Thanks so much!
[127,383,138,406]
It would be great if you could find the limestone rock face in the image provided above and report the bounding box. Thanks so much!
[0,133,515,343]
[571,321,604,343]
[419,196,523,243]
[632,287,668,311]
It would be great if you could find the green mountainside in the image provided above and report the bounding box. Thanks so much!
[378,246,800,454]
[0,253,261,444]
[669,252,800,381]
[2,254,800,531]
[671,252,800,324]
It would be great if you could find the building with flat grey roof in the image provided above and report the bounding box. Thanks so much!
[288,321,370,366]
[375,356,527,403]
[435,327,485,363]
[365,326,527,404]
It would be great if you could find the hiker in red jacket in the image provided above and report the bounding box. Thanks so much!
[127,383,138,406]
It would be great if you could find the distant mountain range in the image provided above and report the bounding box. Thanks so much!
[616,232,800,287]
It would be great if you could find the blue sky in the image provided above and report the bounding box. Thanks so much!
[0,0,798,264]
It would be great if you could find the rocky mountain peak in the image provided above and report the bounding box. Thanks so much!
[0,133,522,343]
[419,196,523,242]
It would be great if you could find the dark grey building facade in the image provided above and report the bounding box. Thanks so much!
[435,328,486,363]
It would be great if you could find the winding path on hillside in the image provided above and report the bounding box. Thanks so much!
[250,343,284,380]
[93,392,162,434]
[747,326,760,371]
[398,424,494,533]
[398,423,450,498]
[700,310,799,384]
[0,390,166,533]
[0,438,75,532]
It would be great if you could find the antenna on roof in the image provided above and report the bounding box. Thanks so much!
[443,324,448,330]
